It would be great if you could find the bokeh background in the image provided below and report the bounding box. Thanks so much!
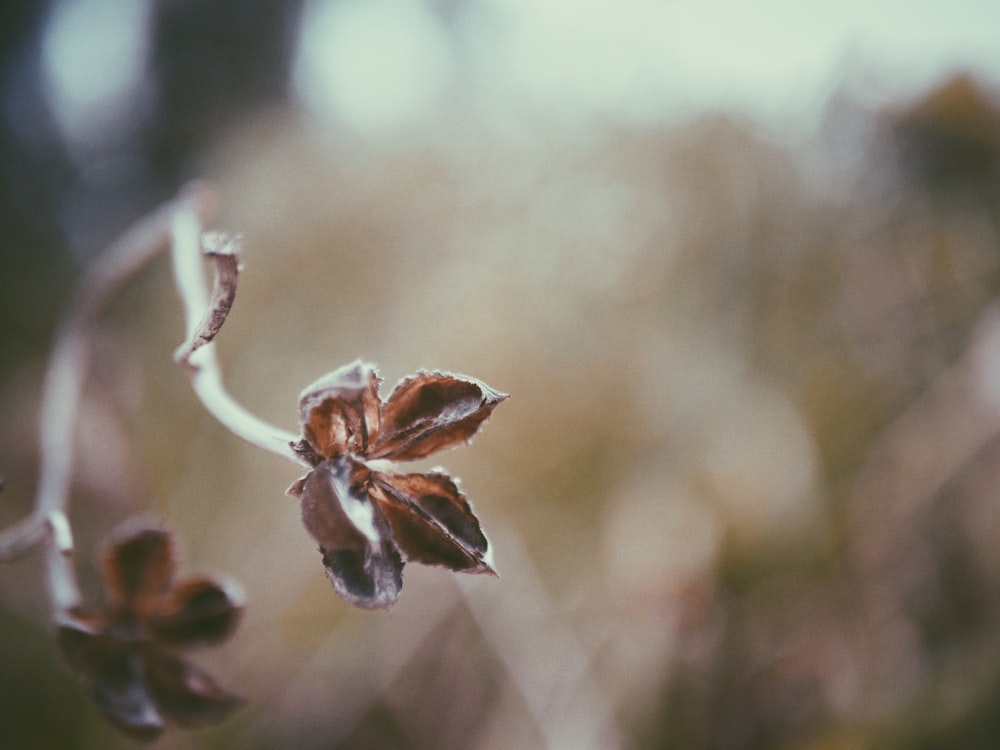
[4,1,1000,748]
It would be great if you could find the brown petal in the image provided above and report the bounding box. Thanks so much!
[299,458,403,608]
[298,360,381,459]
[57,618,166,741]
[102,524,176,613]
[142,644,245,728]
[369,372,508,461]
[146,576,244,647]
[370,470,496,574]
[57,611,112,677]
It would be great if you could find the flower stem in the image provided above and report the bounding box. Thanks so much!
[169,206,305,465]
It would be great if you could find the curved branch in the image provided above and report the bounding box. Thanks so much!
[0,185,217,578]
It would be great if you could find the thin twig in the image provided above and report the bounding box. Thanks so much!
[0,185,217,609]
[169,208,304,464]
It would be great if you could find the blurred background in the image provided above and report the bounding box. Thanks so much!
[3,0,1000,748]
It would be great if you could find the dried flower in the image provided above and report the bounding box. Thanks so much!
[58,523,244,741]
[288,360,507,609]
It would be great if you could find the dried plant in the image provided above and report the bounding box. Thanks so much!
[58,524,244,740]
[290,360,506,608]
[0,183,506,738]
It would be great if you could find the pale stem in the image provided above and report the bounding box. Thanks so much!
[169,207,303,464]
[0,185,216,616]
[0,182,309,617]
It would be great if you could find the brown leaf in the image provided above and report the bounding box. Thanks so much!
[299,458,404,608]
[102,526,176,613]
[146,576,244,647]
[142,645,245,728]
[370,470,495,574]
[369,372,508,461]
[298,360,381,459]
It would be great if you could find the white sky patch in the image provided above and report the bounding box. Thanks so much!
[294,0,454,135]
[471,0,679,119]
[290,0,1000,134]
[469,0,1000,124]
[41,0,149,152]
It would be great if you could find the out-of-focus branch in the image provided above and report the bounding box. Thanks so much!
[850,302,1000,575]
[169,209,304,465]
[0,184,218,615]
[455,525,624,750]
[0,178,307,589]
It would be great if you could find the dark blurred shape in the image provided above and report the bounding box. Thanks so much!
[893,73,1000,204]
[147,0,304,180]
[0,0,75,380]
[59,523,244,741]
[0,0,305,385]
[909,676,1000,750]
[0,602,105,749]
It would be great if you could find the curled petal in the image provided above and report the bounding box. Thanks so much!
[58,618,166,741]
[102,524,176,613]
[298,360,381,459]
[142,645,245,728]
[370,470,495,574]
[370,372,507,461]
[146,576,244,647]
[299,458,403,608]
